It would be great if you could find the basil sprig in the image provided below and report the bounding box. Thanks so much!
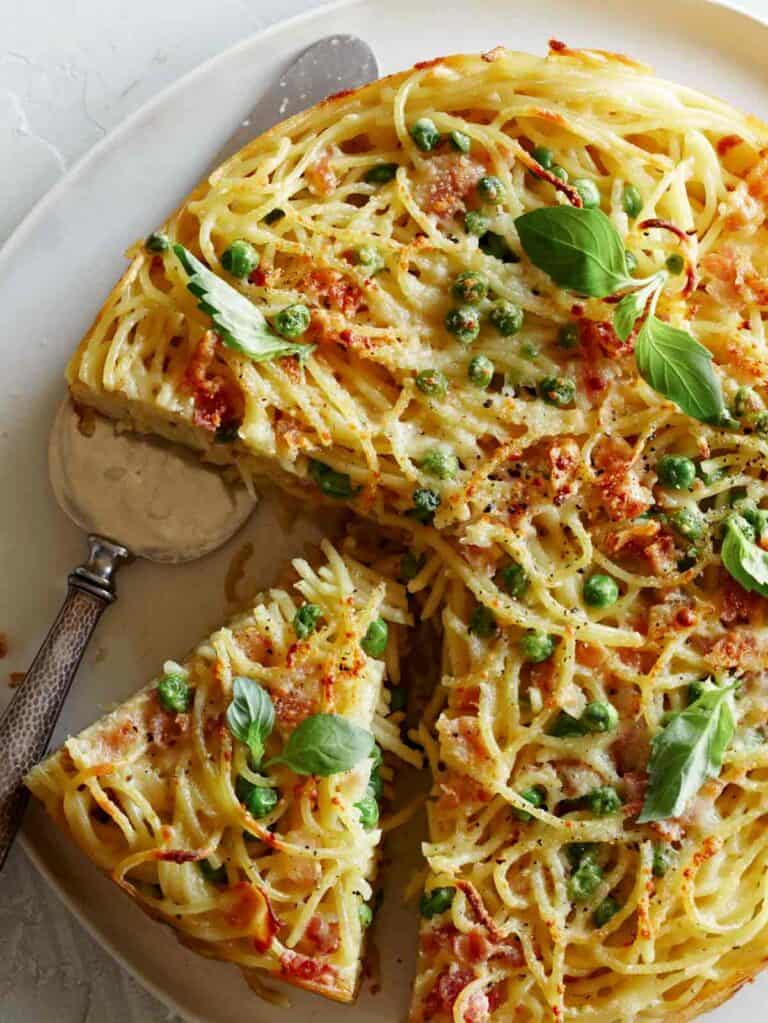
[721,514,768,596]
[267,713,375,777]
[174,244,315,363]
[514,207,726,425]
[226,677,275,767]
[638,682,736,823]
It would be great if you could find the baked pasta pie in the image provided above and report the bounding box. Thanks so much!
[26,541,416,1002]
[44,38,768,1022]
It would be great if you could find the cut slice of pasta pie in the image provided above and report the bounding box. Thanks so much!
[409,568,768,1023]
[26,540,418,1003]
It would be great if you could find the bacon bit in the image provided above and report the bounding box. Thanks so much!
[248,265,279,287]
[438,715,490,763]
[417,153,486,219]
[224,882,280,951]
[709,630,764,670]
[638,218,690,243]
[549,38,568,52]
[273,688,316,729]
[0,634,7,659]
[324,87,355,103]
[482,46,506,63]
[455,881,507,947]
[647,593,696,641]
[720,575,765,624]
[645,535,677,576]
[154,848,201,864]
[746,149,768,202]
[423,968,475,1019]
[234,626,270,663]
[203,713,226,740]
[302,268,364,317]
[546,437,581,505]
[700,244,768,309]
[595,458,652,523]
[529,657,557,694]
[464,990,491,1023]
[580,317,633,358]
[414,57,444,70]
[721,182,764,235]
[454,686,480,713]
[650,817,685,843]
[717,135,744,156]
[461,544,500,577]
[224,541,254,604]
[437,771,490,811]
[184,331,242,433]
[306,915,341,955]
[615,727,650,777]
[487,982,507,1013]
[306,148,338,197]
[280,950,337,987]
[621,771,648,815]
[605,519,660,558]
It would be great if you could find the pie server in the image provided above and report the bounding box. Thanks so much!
[0,34,379,869]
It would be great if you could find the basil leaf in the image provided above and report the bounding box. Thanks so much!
[634,316,725,424]
[267,713,375,777]
[515,207,631,298]
[638,683,736,823]
[721,515,768,596]
[174,245,315,363]
[613,275,663,342]
[226,677,275,767]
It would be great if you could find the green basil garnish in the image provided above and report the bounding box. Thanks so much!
[721,514,768,596]
[634,316,724,425]
[613,274,664,342]
[638,682,736,823]
[515,206,632,298]
[267,713,375,777]
[174,244,315,363]
[226,677,275,768]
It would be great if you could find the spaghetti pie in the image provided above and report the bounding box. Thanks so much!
[44,39,768,1022]
[26,541,417,1002]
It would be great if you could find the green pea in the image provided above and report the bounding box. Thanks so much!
[465,210,490,236]
[469,605,497,638]
[308,459,354,499]
[588,786,622,816]
[566,843,597,869]
[657,454,696,490]
[582,701,619,734]
[514,786,546,822]
[625,250,638,275]
[452,270,489,304]
[355,794,380,829]
[364,162,398,184]
[538,375,576,407]
[157,674,191,714]
[274,303,311,339]
[445,306,481,344]
[574,178,601,208]
[450,130,471,153]
[479,231,517,262]
[594,897,620,927]
[531,146,554,170]
[476,175,504,203]
[409,487,441,523]
[415,368,448,398]
[621,184,643,219]
[665,253,685,275]
[733,386,763,420]
[421,448,459,480]
[754,411,768,435]
[551,165,569,182]
[499,560,528,598]
[568,857,603,902]
[410,117,441,151]
[389,686,406,713]
[221,239,259,279]
[548,712,586,738]
[400,550,426,581]
[671,506,706,541]
[583,574,619,608]
[355,245,385,274]
[490,300,524,337]
[468,355,494,389]
[420,886,455,918]
[237,776,280,818]
[358,902,374,928]
[558,322,580,349]
[198,859,227,885]
[293,603,323,639]
[263,208,285,224]
[361,618,388,658]
[520,631,556,663]
[145,231,169,253]
[652,843,675,878]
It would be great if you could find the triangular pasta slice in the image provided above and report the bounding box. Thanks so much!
[26,540,417,1003]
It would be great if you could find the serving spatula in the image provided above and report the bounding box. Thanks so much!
[0,33,379,869]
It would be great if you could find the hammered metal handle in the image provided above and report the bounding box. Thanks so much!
[0,535,129,869]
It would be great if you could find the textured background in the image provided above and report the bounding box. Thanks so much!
[2,0,768,1020]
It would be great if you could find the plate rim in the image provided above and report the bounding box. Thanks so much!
[13,0,768,1019]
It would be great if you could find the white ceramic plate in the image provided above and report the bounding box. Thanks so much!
[5,0,768,1018]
